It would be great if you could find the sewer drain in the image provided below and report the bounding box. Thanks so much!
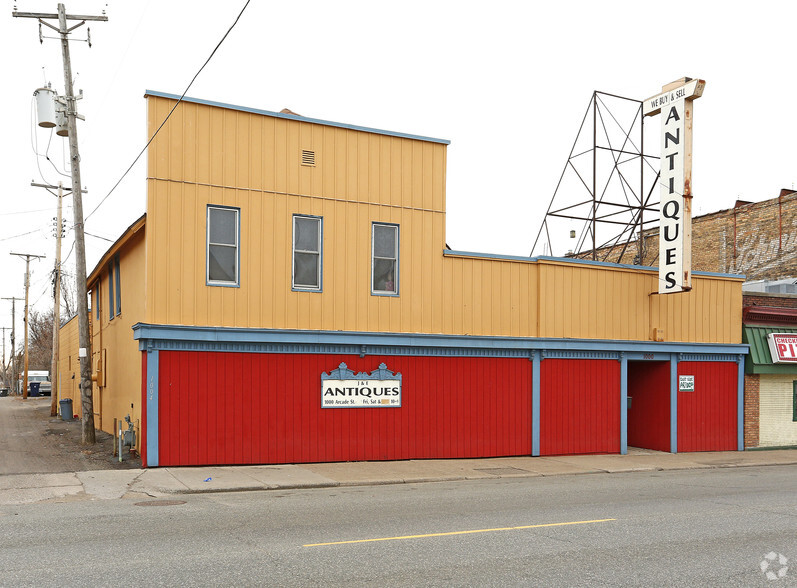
[474,467,529,476]
[134,500,187,507]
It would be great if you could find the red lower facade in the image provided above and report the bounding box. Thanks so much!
[155,352,532,467]
[134,325,746,467]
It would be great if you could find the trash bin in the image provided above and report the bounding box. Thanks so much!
[59,399,73,421]
[29,382,41,397]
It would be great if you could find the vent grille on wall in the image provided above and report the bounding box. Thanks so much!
[301,150,316,167]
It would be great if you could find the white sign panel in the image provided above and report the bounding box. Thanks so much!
[678,375,695,392]
[322,380,401,407]
[767,333,797,363]
[643,79,703,116]
[321,362,402,408]
[659,97,688,294]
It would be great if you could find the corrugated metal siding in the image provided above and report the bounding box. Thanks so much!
[88,228,146,436]
[57,316,81,416]
[627,361,670,451]
[539,359,621,455]
[537,262,742,344]
[677,361,737,451]
[156,352,532,466]
[759,374,797,447]
[145,95,742,345]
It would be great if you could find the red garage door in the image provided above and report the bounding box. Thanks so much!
[540,358,621,456]
[154,351,533,466]
[677,361,738,452]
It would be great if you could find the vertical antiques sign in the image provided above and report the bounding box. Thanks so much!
[643,78,705,294]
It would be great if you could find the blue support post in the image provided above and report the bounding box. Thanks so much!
[146,349,159,467]
[670,354,678,453]
[532,350,541,457]
[621,353,628,455]
[737,354,745,451]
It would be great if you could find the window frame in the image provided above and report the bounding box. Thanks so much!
[371,222,399,297]
[107,261,114,320]
[291,214,323,292]
[793,381,797,423]
[114,254,121,316]
[206,205,241,287]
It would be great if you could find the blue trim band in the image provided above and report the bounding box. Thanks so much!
[133,323,749,358]
[670,355,678,453]
[146,349,159,467]
[443,250,745,279]
[145,90,451,145]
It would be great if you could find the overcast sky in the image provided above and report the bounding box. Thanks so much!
[2,0,796,362]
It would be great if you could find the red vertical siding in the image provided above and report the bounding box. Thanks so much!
[156,352,533,466]
[677,361,738,452]
[627,361,670,451]
[540,359,621,456]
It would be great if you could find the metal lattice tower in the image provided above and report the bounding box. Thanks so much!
[532,91,661,264]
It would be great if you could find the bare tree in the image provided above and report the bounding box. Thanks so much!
[60,273,77,323]
[28,309,54,371]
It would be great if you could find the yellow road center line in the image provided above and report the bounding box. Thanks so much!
[303,518,616,547]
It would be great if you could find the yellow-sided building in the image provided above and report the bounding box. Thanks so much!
[60,91,747,467]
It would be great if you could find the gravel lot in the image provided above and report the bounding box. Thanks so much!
[0,395,141,475]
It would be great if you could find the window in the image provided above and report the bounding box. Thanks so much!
[107,261,114,319]
[292,215,322,291]
[95,287,99,320]
[372,223,398,295]
[793,381,797,423]
[207,206,240,286]
[114,254,121,316]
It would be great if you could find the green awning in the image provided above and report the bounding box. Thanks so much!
[743,326,797,374]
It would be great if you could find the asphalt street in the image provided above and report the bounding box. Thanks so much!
[2,465,796,586]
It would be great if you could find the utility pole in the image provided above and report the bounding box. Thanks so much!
[0,327,9,389]
[14,4,107,441]
[31,181,71,416]
[11,253,45,400]
[51,183,64,416]
[2,298,23,396]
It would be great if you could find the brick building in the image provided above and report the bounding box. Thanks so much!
[742,294,797,449]
[582,189,797,282]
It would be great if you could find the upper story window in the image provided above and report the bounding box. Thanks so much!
[292,215,322,291]
[107,261,115,320]
[114,254,121,316]
[372,223,398,295]
[207,205,240,286]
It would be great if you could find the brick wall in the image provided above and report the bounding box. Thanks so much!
[744,373,760,448]
[579,190,797,281]
[743,293,797,309]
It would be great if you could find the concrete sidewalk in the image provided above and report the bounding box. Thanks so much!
[2,448,796,505]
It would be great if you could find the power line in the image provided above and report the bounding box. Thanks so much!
[0,229,42,242]
[85,0,252,222]
[84,231,113,243]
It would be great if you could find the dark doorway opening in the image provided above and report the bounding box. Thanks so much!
[627,361,670,452]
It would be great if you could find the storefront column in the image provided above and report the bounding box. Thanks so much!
[532,350,540,457]
[737,354,745,451]
[146,348,159,467]
[620,353,628,455]
[670,354,678,453]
